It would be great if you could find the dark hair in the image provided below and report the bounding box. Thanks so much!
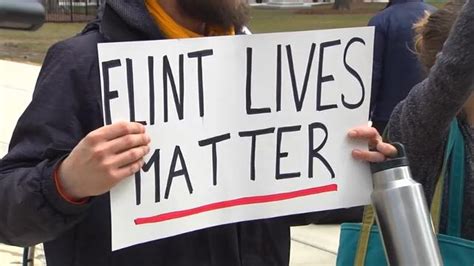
[413,2,464,71]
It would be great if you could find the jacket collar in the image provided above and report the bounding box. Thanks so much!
[100,1,165,42]
[388,0,423,6]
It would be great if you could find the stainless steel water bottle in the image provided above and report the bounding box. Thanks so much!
[370,143,443,265]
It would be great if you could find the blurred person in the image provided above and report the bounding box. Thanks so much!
[350,0,474,240]
[368,0,436,133]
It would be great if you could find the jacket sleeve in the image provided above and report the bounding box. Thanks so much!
[0,42,94,247]
[368,17,385,118]
[386,0,474,197]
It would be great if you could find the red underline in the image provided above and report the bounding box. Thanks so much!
[134,184,338,225]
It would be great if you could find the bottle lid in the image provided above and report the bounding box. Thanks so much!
[370,142,410,174]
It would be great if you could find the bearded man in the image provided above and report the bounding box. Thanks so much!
[0,1,292,265]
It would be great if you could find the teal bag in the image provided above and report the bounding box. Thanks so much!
[336,120,474,266]
[337,225,474,266]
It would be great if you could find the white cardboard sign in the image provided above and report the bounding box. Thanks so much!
[98,27,375,251]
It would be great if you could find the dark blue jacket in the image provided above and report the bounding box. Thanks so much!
[369,0,436,122]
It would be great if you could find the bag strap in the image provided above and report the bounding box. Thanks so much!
[351,125,389,266]
[354,205,376,266]
[431,173,445,233]
[431,119,465,235]
[446,120,465,237]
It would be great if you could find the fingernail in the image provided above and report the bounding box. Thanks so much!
[348,130,357,137]
[352,150,362,158]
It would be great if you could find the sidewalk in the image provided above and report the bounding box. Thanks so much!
[0,60,44,265]
[0,60,39,158]
[0,59,341,265]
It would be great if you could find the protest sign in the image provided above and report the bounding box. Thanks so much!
[98,27,375,251]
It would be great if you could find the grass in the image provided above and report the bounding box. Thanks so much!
[249,3,386,33]
[0,3,443,64]
[0,23,86,64]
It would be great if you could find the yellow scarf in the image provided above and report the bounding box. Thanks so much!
[145,0,235,39]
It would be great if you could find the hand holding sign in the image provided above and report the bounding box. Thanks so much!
[348,126,397,162]
[58,122,151,200]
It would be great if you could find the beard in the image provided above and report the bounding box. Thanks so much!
[176,0,250,30]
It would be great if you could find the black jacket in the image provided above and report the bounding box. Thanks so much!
[0,1,292,265]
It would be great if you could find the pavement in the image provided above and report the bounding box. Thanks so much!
[0,60,39,158]
[0,59,341,265]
